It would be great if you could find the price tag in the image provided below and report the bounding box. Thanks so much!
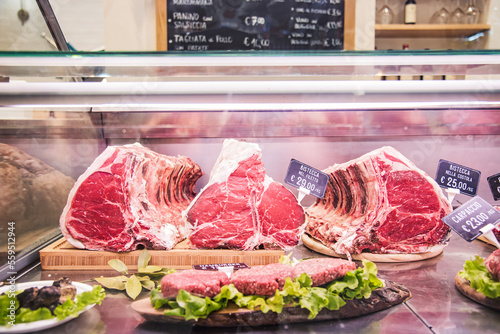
[487,172,500,201]
[192,263,249,271]
[284,159,329,200]
[435,159,481,197]
[442,196,500,242]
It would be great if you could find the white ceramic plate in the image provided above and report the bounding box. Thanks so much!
[0,280,96,333]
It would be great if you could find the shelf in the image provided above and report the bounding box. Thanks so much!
[375,24,490,38]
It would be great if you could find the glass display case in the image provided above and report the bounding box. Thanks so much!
[0,50,499,333]
[1,1,500,333]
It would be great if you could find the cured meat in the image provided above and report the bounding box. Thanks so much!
[292,258,356,286]
[229,263,295,296]
[185,139,305,251]
[0,144,74,258]
[60,143,202,252]
[306,146,452,255]
[161,270,229,298]
[485,249,500,281]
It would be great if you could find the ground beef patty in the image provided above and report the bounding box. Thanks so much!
[161,269,229,298]
[229,263,294,296]
[292,258,357,286]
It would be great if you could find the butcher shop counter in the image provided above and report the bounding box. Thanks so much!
[10,233,500,334]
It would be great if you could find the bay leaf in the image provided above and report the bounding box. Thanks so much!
[137,249,151,270]
[126,275,142,300]
[108,259,128,275]
[138,265,163,274]
[140,279,156,291]
[94,277,126,290]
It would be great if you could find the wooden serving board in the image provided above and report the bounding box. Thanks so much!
[131,279,411,327]
[39,238,284,270]
[455,272,500,311]
[302,234,445,263]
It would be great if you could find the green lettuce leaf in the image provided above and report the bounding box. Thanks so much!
[328,260,384,300]
[459,255,500,299]
[53,285,106,320]
[151,261,384,321]
[16,307,53,323]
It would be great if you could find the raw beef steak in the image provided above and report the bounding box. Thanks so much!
[185,139,305,251]
[60,143,202,251]
[161,270,230,298]
[229,263,294,296]
[306,146,452,255]
[485,249,500,281]
[292,258,356,286]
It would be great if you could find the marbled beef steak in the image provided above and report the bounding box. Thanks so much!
[185,139,305,251]
[306,146,452,255]
[60,143,202,251]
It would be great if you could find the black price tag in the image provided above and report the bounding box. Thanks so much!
[487,173,500,201]
[442,196,500,242]
[435,159,481,197]
[284,159,329,199]
[192,263,250,271]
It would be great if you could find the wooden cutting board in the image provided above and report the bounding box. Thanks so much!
[131,279,411,327]
[302,234,445,263]
[39,238,284,270]
[455,272,500,310]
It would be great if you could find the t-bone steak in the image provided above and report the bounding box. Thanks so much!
[60,143,203,251]
[185,139,305,251]
[305,146,452,255]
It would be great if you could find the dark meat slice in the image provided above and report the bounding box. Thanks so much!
[292,258,357,286]
[485,249,500,281]
[229,263,295,296]
[16,287,39,309]
[32,286,61,311]
[161,270,230,299]
[53,277,76,303]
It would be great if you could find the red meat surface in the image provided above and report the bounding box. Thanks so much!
[186,139,305,251]
[161,270,230,298]
[292,258,357,286]
[306,146,452,255]
[485,249,500,281]
[229,263,295,296]
[60,143,202,251]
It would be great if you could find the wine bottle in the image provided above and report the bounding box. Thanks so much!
[405,0,417,24]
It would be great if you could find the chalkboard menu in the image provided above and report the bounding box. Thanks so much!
[166,0,345,51]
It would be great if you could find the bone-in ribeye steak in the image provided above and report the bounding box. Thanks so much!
[60,143,202,251]
[185,139,305,250]
[306,146,452,255]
